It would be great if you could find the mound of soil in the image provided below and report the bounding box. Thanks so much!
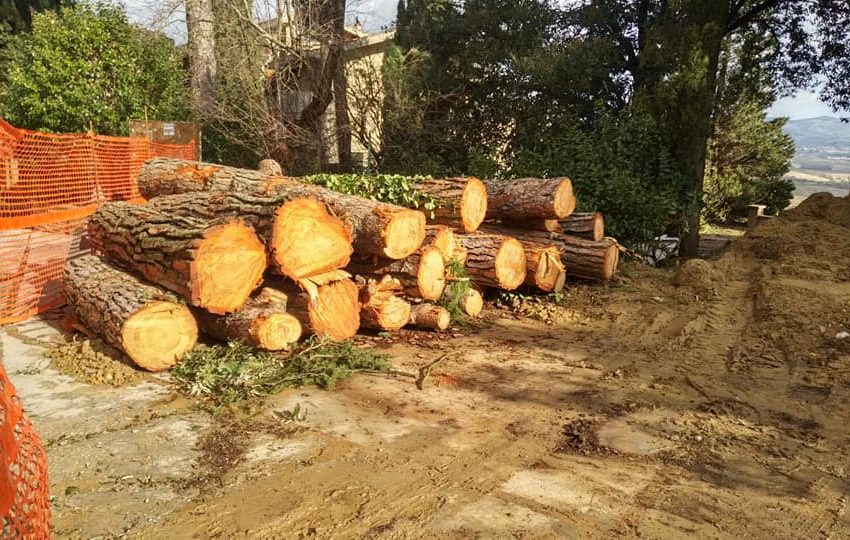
[48,338,143,387]
[674,259,719,296]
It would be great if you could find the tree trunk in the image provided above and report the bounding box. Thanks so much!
[415,177,488,232]
[186,0,217,114]
[138,158,427,260]
[64,256,198,372]
[662,2,729,257]
[408,303,451,331]
[88,201,266,314]
[332,0,352,172]
[194,288,303,351]
[347,246,446,301]
[358,276,412,332]
[559,212,605,242]
[423,225,456,263]
[522,243,567,293]
[145,191,353,280]
[484,177,575,220]
[266,272,360,341]
[456,233,527,290]
[480,226,619,281]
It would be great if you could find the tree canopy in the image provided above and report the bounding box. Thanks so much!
[0,3,189,135]
[389,0,850,252]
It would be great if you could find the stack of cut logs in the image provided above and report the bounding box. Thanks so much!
[64,158,620,372]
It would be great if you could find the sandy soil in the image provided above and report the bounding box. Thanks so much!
[4,192,850,539]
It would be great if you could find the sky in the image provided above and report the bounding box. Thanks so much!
[121,0,838,121]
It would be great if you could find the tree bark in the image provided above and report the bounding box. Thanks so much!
[88,201,266,314]
[559,212,605,242]
[408,303,451,331]
[138,158,426,260]
[194,288,303,351]
[415,177,488,232]
[500,219,562,233]
[456,233,527,290]
[145,191,353,280]
[484,177,575,220]
[64,255,198,372]
[347,246,446,301]
[358,276,411,332]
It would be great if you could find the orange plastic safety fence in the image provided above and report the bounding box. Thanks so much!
[0,357,50,537]
[0,118,197,324]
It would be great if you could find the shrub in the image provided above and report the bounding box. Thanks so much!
[0,3,189,135]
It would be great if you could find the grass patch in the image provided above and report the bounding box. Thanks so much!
[172,338,392,408]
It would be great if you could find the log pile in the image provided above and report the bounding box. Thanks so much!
[62,158,623,372]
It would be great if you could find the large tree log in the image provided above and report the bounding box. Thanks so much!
[424,225,456,263]
[456,233,527,290]
[347,246,446,301]
[414,177,488,232]
[358,276,412,332]
[408,303,451,331]
[194,288,303,351]
[480,225,619,281]
[88,202,267,314]
[484,177,576,220]
[499,219,561,233]
[266,272,360,341]
[559,212,605,242]
[146,191,353,280]
[138,158,426,260]
[64,256,198,372]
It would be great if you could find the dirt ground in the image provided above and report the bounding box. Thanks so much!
[3,192,850,539]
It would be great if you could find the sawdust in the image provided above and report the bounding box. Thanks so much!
[48,338,143,387]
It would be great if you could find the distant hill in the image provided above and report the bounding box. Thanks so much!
[783,116,850,149]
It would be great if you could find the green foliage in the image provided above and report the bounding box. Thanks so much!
[0,0,63,33]
[703,100,795,223]
[0,3,189,135]
[306,173,439,213]
[172,338,392,408]
[510,105,681,247]
[440,258,471,324]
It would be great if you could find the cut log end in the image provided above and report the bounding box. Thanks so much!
[494,238,527,290]
[122,301,198,372]
[601,241,620,281]
[307,278,361,341]
[461,177,488,233]
[417,246,448,301]
[383,209,427,259]
[426,226,456,263]
[194,221,267,314]
[272,198,353,279]
[254,313,303,351]
[528,247,567,293]
[409,304,451,331]
[553,177,577,218]
[364,295,411,332]
[462,289,484,317]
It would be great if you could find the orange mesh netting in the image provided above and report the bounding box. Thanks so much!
[0,118,197,325]
[0,355,50,537]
